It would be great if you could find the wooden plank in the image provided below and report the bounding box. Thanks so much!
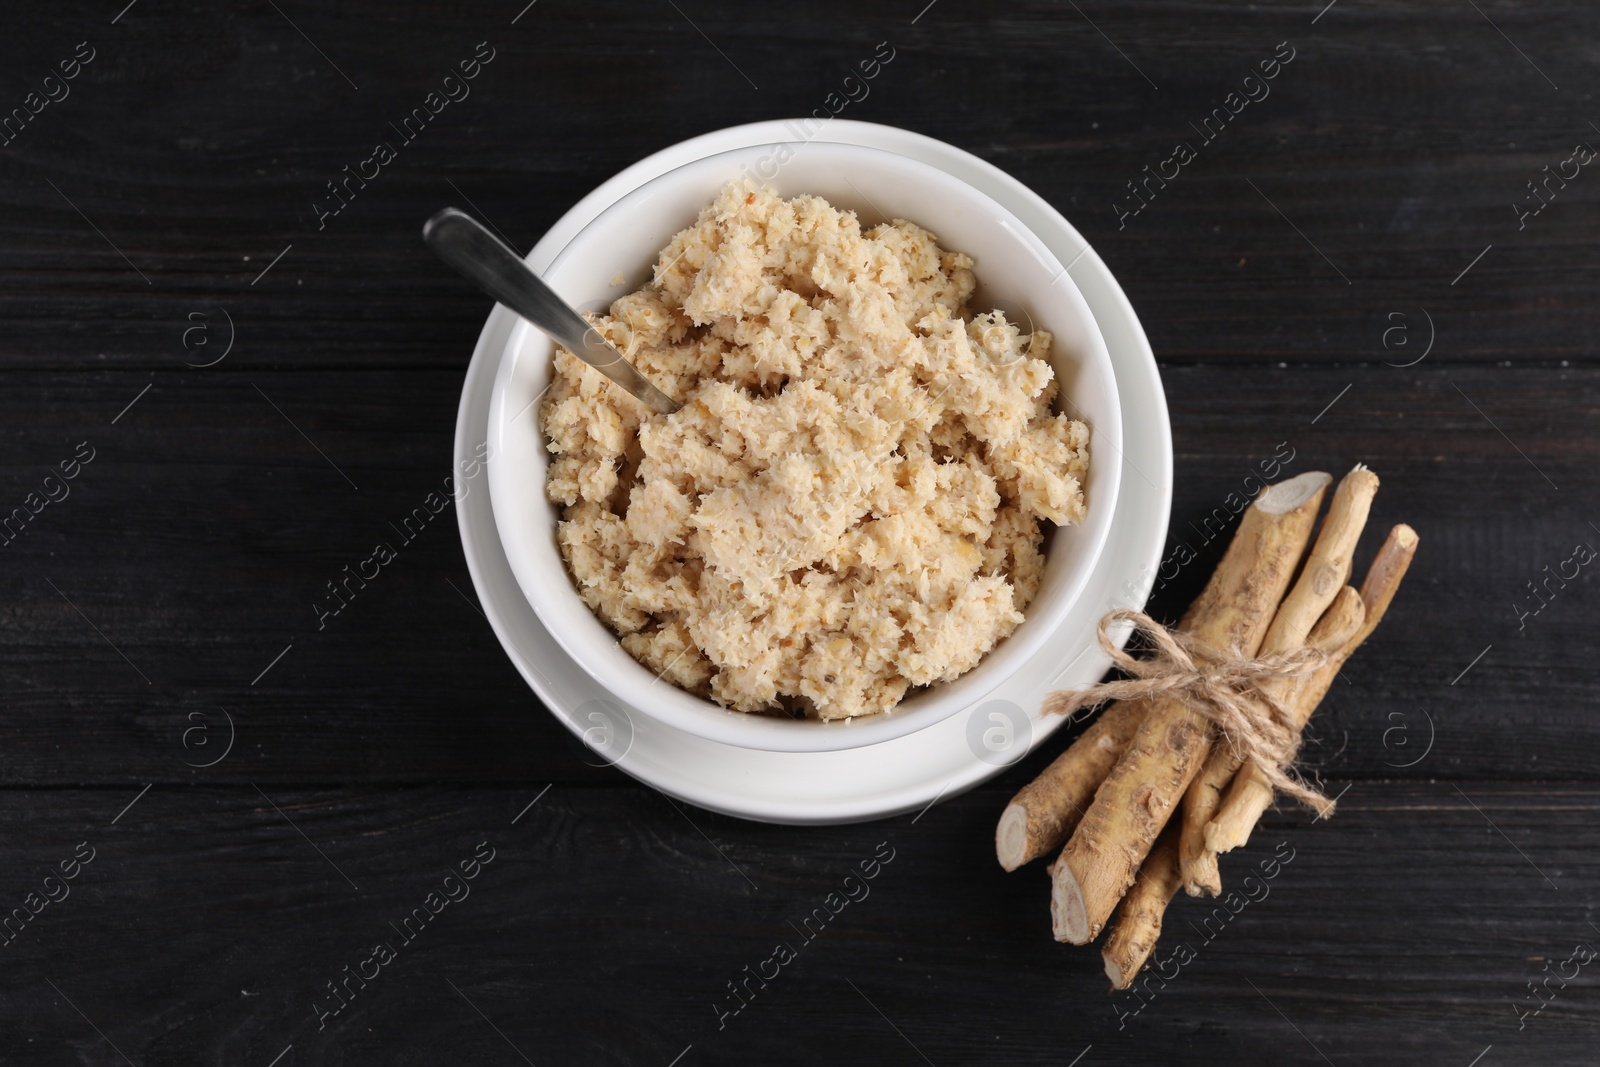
[0,3,1594,369]
[4,782,1596,1063]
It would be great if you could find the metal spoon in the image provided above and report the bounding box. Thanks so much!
[422,207,681,414]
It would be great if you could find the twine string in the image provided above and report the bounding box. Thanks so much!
[1043,609,1336,817]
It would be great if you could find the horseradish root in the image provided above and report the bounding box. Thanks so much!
[1176,584,1365,896]
[996,699,1147,872]
[1101,829,1183,991]
[1097,590,1365,981]
[1304,584,1370,658]
[992,468,1414,982]
[1049,471,1330,944]
[1176,465,1379,894]
[1205,522,1419,855]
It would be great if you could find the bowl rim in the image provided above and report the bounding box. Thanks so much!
[486,139,1122,752]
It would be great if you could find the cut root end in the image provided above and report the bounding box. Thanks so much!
[1050,867,1090,944]
[996,804,1029,872]
[1254,470,1332,514]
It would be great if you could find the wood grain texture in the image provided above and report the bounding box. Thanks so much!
[3,0,1599,1063]
[4,784,1598,1065]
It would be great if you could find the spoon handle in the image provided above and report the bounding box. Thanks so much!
[423,207,681,414]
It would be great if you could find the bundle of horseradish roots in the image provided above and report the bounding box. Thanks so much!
[995,466,1417,989]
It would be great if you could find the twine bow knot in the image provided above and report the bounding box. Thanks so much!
[1043,609,1336,817]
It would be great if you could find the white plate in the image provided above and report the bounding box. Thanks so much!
[453,120,1172,824]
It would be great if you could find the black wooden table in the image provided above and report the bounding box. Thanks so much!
[5,2,1598,1064]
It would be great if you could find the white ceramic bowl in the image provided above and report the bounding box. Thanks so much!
[487,141,1122,753]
